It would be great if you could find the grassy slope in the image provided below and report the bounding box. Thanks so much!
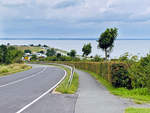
[16,46,45,53]
[83,70,150,103]
[0,63,32,77]
[125,108,150,113]
[53,65,79,94]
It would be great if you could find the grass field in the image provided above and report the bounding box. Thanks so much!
[125,108,150,113]
[0,63,32,77]
[83,70,150,103]
[16,46,45,53]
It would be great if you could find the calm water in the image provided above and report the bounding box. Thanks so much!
[0,40,150,58]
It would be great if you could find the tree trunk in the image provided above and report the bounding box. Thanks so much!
[104,49,107,60]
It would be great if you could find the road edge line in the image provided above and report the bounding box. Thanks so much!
[0,67,47,88]
[16,68,67,113]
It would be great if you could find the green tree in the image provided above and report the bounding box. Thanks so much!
[43,45,48,47]
[56,53,61,58]
[0,45,7,63]
[0,45,23,64]
[30,44,34,47]
[82,43,92,57]
[39,50,44,54]
[24,49,32,54]
[31,55,37,61]
[98,28,118,60]
[38,44,41,47]
[46,48,56,56]
[68,50,76,57]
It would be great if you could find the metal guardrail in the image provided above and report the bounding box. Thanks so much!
[47,63,75,89]
[67,65,75,88]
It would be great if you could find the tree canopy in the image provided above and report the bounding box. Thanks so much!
[24,49,32,54]
[98,28,118,60]
[82,43,92,57]
[46,48,56,56]
[0,45,23,64]
[67,50,76,57]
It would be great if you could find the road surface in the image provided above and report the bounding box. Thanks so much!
[0,64,77,113]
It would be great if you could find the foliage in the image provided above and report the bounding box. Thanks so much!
[82,43,92,57]
[0,45,23,64]
[119,52,138,64]
[98,28,118,60]
[46,48,56,56]
[43,45,48,47]
[24,49,32,54]
[111,63,132,89]
[31,55,37,60]
[56,53,61,58]
[84,70,150,103]
[45,56,57,61]
[128,54,150,89]
[44,55,80,62]
[53,61,125,84]
[91,55,104,62]
[38,44,41,47]
[30,44,34,46]
[39,50,44,54]
[67,50,76,57]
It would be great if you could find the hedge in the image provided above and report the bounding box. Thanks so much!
[44,61,129,85]
[32,61,131,88]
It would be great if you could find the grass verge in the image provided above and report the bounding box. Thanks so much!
[49,64,79,94]
[125,108,150,113]
[0,63,32,77]
[83,70,150,103]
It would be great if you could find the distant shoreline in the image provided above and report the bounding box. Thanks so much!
[0,38,150,40]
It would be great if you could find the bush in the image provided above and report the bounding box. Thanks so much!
[0,45,23,64]
[0,67,9,73]
[91,55,104,62]
[111,64,132,89]
[128,54,150,89]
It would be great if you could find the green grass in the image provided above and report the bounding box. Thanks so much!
[16,46,45,53]
[0,63,32,77]
[83,70,150,103]
[125,108,150,113]
[49,64,79,94]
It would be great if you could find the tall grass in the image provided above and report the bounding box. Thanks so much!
[0,64,31,76]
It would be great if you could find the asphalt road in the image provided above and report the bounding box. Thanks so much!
[0,64,68,113]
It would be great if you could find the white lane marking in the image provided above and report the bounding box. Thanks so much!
[0,67,47,88]
[16,69,67,113]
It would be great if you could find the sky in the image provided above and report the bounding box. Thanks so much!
[0,0,150,39]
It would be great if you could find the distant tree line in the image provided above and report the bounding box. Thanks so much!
[0,45,23,64]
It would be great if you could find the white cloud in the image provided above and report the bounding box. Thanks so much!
[1,0,150,37]
[1,0,150,22]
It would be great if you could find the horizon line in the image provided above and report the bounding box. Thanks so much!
[0,38,150,40]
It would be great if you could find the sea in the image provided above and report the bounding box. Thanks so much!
[0,39,150,58]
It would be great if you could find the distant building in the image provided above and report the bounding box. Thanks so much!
[33,52,47,58]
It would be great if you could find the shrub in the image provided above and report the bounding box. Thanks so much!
[0,67,9,73]
[128,54,150,89]
[111,63,132,89]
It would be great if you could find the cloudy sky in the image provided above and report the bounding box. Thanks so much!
[0,0,150,39]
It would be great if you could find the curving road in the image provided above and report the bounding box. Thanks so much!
[0,64,67,113]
